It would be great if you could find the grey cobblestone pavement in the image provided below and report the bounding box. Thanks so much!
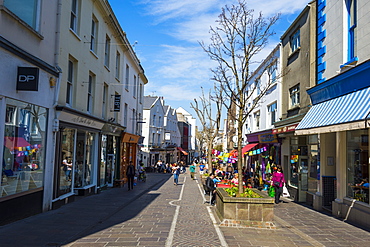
[0,172,370,247]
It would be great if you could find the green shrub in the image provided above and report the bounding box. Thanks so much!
[224,187,262,198]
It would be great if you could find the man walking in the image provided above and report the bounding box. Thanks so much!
[189,162,196,180]
[126,161,135,191]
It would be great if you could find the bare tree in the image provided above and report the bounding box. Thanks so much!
[191,86,223,172]
[200,0,280,193]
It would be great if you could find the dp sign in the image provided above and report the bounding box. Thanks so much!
[17,67,39,91]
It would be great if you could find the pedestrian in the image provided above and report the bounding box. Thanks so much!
[271,165,286,204]
[126,161,135,191]
[206,174,217,205]
[225,164,234,180]
[172,163,180,185]
[199,162,205,176]
[189,162,196,180]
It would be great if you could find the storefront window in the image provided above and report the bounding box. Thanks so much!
[59,128,75,195]
[2,98,47,198]
[75,131,95,188]
[100,135,107,185]
[308,135,319,193]
[347,129,369,203]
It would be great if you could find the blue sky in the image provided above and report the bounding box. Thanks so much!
[108,0,309,116]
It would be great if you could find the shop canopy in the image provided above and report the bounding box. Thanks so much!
[242,143,258,154]
[177,147,188,155]
[296,87,370,130]
[4,137,31,150]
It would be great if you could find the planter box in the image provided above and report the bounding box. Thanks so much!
[215,188,275,229]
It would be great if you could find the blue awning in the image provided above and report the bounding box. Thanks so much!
[296,87,370,130]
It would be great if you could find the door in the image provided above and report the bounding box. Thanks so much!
[107,154,115,187]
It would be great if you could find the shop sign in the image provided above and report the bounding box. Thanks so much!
[272,123,298,134]
[113,95,121,112]
[258,133,278,143]
[59,111,105,129]
[16,67,39,91]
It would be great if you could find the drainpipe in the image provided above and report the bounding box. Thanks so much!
[45,0,63,212]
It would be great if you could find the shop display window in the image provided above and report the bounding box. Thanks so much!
[1,98,47,197]
[347,129,369,203]
[75,131,95,188]
[59,128,75,196]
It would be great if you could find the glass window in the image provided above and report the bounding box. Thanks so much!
[74,131,95,188]
[268,102,277,125]
[289,84,300,107]
[2,99,47,198]
[87,73,94,113]
[133,75,137,97]
[102,83,108,119]
[4,0,39,30]
[125,65,129,90]
[254,111,260,129]
[70,0,78,32]
[90,17,97,53]
[100,135,107,185]
[115,52,120,79]
[67,59,74,105]
[347,129,368,203]
[290,29,300,52]
[59,128,75,196]
[124,104,128,127]
[104,35,110,68]
[347,0,357,60]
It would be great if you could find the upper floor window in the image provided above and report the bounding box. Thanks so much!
[139,84,143,103]
[90,17,98,53]
[66,59,75,105]
[254,111,260,129]
[290,29,300,53]
[268,62,277,83]
[70,0,79,33]
[87,73,95,113]
[115,52,121,79]
[268,102,277,125]
[102,83,108,119]
[133,75,137,97]
[124,104,128,127]
[4,0,40,30]
[289,84,300,108]
[346,0,357,61]
[104,35,111,68]
[152,115,156,126]
[125,65,129,90]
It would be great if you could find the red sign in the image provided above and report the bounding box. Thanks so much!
[272,124,298,134]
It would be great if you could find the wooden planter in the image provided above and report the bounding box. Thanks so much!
[215,188,275,229]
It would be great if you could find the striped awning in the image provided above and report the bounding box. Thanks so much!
[296,87,370,130]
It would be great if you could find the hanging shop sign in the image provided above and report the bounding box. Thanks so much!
[258,133,278,143]
[272,123,298,134]
[113,95,121,112]
[16,67,39,91]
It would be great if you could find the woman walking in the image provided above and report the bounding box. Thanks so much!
[271,165,286,204]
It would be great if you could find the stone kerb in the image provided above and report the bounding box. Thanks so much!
[215,188,276,229]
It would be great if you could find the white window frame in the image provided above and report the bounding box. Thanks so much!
[289,84,300,108]
[115,52,121,79]
[290,29,300,53]
[90,17,97,53]
[67,59,74,105]
[70,0,78,33]
[4,0,40,31]
[104,35,111,68]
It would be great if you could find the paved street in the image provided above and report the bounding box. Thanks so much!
[0,172,370,247]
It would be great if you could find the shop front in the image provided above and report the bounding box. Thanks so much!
[120,132,140,184]
[53,107,105,208]
[0,98,49,224]
[295,61,370,228]
[244,130,281,189]
[272,123,312,202]
[100,123,124,188]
